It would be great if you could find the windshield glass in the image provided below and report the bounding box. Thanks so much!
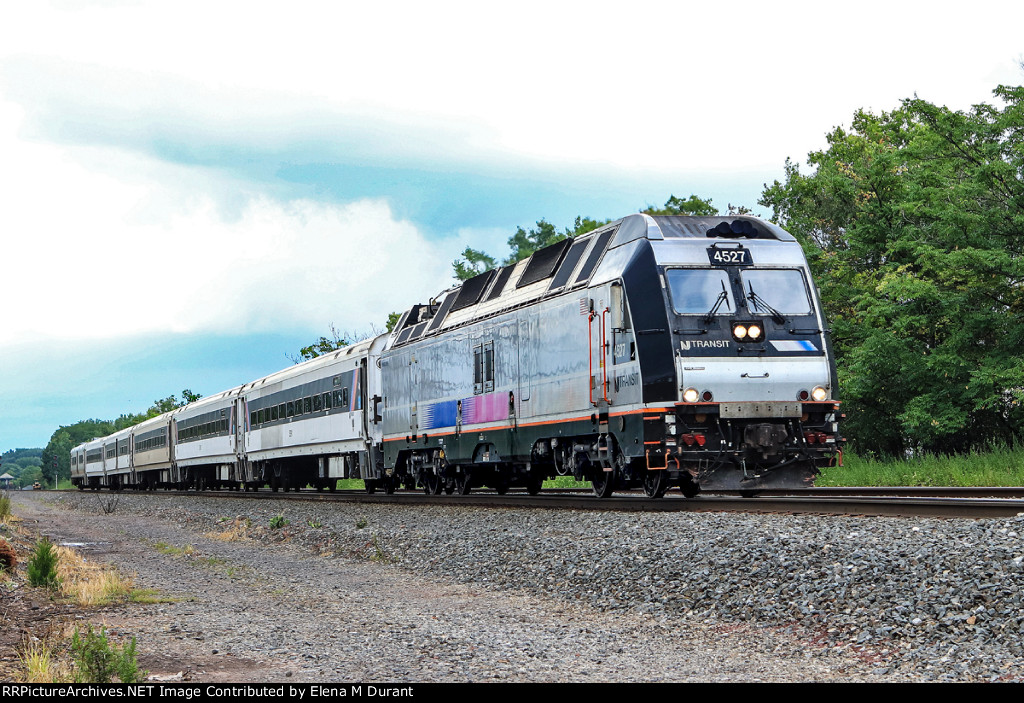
[739,269,812,315]
[666,269,735,315]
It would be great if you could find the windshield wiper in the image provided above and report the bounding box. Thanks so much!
[746,282,786,325]
[702,281,732,324]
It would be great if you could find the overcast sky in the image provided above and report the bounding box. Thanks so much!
[2,0,1022,452]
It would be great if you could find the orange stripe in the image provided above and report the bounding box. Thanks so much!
[383,405,683,442]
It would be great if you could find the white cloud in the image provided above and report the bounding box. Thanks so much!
[2,0,1023,349]
[0,96,458,346]
[5,2,1022,178]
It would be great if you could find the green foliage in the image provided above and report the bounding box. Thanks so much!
[504,219,566,264]
[27,537,60,589]
[760,85,1024,458]
[294,318,398,363]
[269,514,288,529]
[295,323,353,362]
[42,390,197,483]
[451,215,614,281]
[0,492,10,521]
[70,625,143,684]
[819,445,1024,487]
[642,193,718,216]
[452,247,498,281]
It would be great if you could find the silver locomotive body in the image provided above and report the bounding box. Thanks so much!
[381,214,840,497]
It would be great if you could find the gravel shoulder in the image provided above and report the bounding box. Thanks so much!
[5,490,1020,682]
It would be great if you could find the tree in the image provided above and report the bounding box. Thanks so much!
[642,194,718,217]
[292,318,398,363]
[41,389,200,480]
[452,247,497,281]
[504,219,565,264]
[451,215,613,281]
[759,85,1024,457]
[292,323,353,363]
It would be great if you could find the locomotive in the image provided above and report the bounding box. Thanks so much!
[72,214,841,498]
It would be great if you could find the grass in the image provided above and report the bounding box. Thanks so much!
[818,445,1024,487]
[204,522,249,542]
[152,542,195,556]
[127,588,177,604]
[54,544,134,606]
[20,634,72,683]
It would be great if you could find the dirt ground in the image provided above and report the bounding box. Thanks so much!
[0,496,262,683]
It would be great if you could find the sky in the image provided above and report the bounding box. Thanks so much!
[1,0,1022,452]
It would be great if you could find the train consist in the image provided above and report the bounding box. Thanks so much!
[72,214,841,498]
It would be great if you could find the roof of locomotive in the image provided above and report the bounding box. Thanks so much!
[388,214,797,348]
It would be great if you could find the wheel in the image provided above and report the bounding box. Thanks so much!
[443,479,455,495]
[643,470,669,499]
[591,469,615,498]
[423,473,441,495]
[455,472,471,495]
[494,482,508,495]
[365,479,377,495]
[680,475,701,498]
[527,472,543,496]
[384,476,396,495]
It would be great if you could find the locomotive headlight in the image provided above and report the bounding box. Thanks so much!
[811,386,828,402]
[732,323,764,342]
[683,387,700,403]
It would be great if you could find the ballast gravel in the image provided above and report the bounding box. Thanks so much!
[11,491,1024,682]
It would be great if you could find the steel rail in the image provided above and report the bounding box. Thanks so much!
[84,487,1024,519]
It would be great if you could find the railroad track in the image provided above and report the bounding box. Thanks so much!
[63,486,1024,519]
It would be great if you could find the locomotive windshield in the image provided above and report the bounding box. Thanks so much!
[666,269,735,315]
[739,269,812,315]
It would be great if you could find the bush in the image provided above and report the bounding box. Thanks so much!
[0,492,11,521]
[269,514,288,529]
[70,625,142,683]
[27,537,60,588]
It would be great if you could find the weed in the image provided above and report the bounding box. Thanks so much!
[153,542,194,557]
[20,635,72,683]
[55,545,133,606]
[70,625,144,683]
[128,588,177,604]
[307,518,322,529]
[355,517,368,530]
[95,495,120,515]
[368,534,392,563]
[204,523,248,542]
[27,537,60,589]
[0,491,11,522]
[200,556,226,567]
[269,514,288,529]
